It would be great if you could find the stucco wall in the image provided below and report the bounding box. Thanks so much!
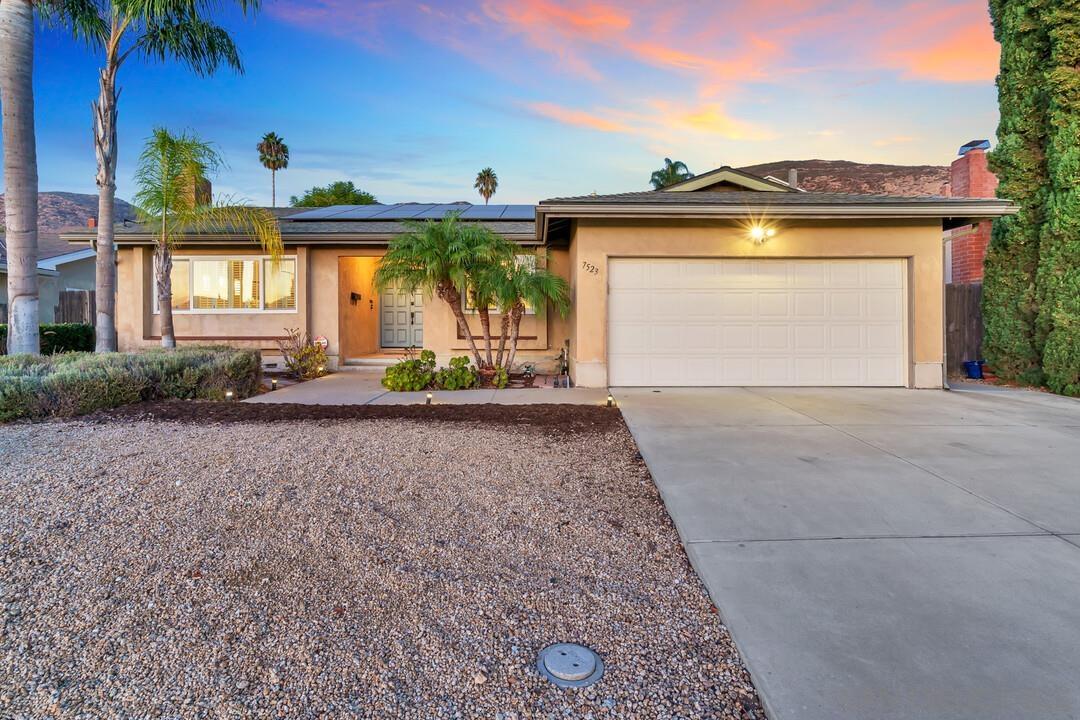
[567,218,945,389]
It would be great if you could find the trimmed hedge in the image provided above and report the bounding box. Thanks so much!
[0,323,95,355]
[0,345,262,421]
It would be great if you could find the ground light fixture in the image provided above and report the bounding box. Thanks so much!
[536,643,605,688]
[270,378,278,391]
[225,390,234,401]
[426,392,433,405]
[606,394,615,408]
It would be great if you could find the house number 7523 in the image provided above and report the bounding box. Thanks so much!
[581,261,600,275]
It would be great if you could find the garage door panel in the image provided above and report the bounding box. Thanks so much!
[608,259,906,387]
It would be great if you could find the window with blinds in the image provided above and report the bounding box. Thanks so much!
[154,255,296,313]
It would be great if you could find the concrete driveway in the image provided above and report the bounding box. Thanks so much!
[614,386,1080,720]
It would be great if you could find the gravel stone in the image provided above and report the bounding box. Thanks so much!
[0,408,763,719]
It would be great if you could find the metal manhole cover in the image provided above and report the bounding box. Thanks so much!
[537,643,604,688]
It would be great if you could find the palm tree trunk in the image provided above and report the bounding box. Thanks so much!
[0,0,40,355]
[441,282,482,367]
[93,52,120,352]
[271,169,276,207]
[505,301,525,371]
[155,243,176,349]
[478,306,494,367]
[495,312,510,368]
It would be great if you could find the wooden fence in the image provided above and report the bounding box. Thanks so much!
[55,290,95,325]
[945,282,983,375]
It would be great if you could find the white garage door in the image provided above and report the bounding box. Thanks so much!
[608,258,906,387]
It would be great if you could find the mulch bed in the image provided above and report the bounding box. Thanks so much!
[89,400,625,434]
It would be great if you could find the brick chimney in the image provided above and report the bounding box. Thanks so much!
[87,217,97,229]
[947,141,998,284]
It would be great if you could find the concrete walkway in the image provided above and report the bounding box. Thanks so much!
[247,369,609,406]
[614,386,1080,720]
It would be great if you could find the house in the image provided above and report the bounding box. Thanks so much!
[944,140,998,284]
[0,246,96,324]
[62,166,1013,387]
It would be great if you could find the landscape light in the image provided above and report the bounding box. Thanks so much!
[225,390,234,401]
[316,366,325,375]
[271,378,278,390]
[607,394,615,408]
[426,392,433,405]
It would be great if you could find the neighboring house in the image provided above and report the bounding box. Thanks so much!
[62,166,1013,388]
[944,140,999,284]
[0,246,97,324]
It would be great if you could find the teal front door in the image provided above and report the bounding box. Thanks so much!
[380,283,423,348]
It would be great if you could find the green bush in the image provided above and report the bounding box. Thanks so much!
[0,345,262,421]
[434,356,478,391]
[491,365,509,389]
[277,328,328,381]
[0,323,95,355]
[382,349,436,391]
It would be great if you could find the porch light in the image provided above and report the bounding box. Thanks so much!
[426,392,433,405]
[749,225,776,244]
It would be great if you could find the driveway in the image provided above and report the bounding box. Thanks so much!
[614,386,1080,720]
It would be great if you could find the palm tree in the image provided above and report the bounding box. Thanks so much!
[0,0,103,355]
[257,131,289,207]
[374,214,510,368]
[88,0,259,353]
[133,128,282,348]
[490,252,570,371]
[649,158,694,190]
[474,167,498,205]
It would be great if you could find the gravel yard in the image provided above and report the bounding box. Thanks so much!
[0,405,761,719]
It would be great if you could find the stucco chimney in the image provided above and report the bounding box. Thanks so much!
[787,169,799,189]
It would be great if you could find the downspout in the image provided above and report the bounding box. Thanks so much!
[942,228,951,391]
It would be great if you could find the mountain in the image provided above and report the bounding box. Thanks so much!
[0,192,136,259]
[738,160,951,197]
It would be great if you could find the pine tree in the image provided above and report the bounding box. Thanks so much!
[982,0,1050,385]
[1038,1,1080,395]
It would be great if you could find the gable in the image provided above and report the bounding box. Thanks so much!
[662,166,797,193]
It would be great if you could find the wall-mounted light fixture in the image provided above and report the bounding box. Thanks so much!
[749,225,777,244]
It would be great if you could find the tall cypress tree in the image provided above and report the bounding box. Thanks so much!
[983,0,1049,385]
[1039,1,1080,396]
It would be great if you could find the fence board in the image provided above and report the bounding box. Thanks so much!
[55,290,95,325]
[945,283,983,375]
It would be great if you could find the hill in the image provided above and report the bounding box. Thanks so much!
[0,192,136,259]
[739,160,951,197]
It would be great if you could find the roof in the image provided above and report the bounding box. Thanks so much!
[37,247,95,269]
[661,166,798,193]
[60,203,538,247]
[537,189,1017,245]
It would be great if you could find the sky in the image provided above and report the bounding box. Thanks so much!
[9,0,1000,206]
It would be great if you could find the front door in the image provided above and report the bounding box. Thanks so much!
[380,283,424,348]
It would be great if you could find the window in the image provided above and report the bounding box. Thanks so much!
[154,255,296,313]
[464,254,538,315]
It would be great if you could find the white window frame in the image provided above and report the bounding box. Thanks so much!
[463,254,538,316]
[152,254,298,315]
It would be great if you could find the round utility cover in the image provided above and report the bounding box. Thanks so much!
[537,643,604,688]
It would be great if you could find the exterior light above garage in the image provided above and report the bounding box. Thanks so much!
[749,225,776,244]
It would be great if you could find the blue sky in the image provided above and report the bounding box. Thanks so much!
[9,0,999,206]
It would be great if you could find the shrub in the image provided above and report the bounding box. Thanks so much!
[491,365,509,389]
[434,356,478,391]
[0,323,95,355]
[277,328,328,381]
[382,349,436,391]
[0,345,262,421]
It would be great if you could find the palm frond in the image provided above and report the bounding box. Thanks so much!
[37,0,108,44]
[135,16,242,75]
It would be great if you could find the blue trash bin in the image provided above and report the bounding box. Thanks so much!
[963,360,984,379]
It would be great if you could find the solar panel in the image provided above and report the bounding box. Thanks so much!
[417,203,471,219]
[286,205,359,220]
[500,204,537,220]
[330,205,399,220]
[364,204,438,219]
[459,205,510,219]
